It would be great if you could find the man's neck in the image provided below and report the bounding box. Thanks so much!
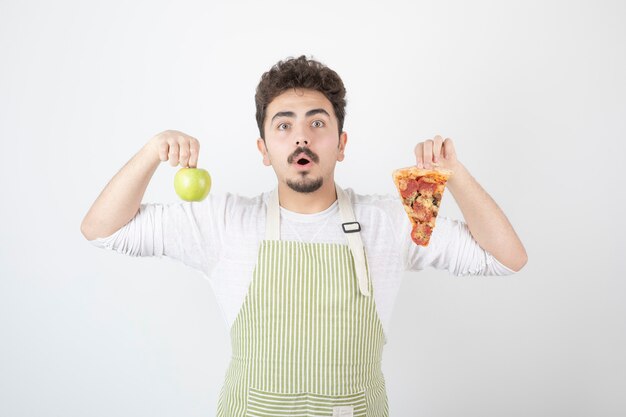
[277,181,337,214]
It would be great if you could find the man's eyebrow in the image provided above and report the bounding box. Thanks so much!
[270,108,331,123]
[271,111,295,123]
[305,108,331,118]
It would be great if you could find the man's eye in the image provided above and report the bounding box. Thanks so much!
[277,123,289,130]
[312,120,325,128]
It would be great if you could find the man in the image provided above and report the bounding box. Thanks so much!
[81,55,527,417]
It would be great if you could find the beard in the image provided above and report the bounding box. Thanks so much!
[284,146,323,193]
[286,174,323,193]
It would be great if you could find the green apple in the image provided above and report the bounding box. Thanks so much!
[174,168,211,201]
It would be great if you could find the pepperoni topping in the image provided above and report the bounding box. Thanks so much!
[416,177,437,197]
[411,223,433,246]
[411,201,431,222]
[400,179,419,199]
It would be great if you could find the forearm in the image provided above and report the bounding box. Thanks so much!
[81,141,160,240]
[446,162,528,272]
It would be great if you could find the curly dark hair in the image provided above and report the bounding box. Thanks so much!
[255,55,347,140]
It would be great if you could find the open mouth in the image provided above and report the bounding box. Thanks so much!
[288,149,319,170]
[292,153,313,167]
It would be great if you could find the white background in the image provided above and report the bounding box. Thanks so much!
[1,0,625,416]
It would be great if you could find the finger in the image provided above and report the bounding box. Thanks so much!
[432,135,444,164]
[414,142,424,168]
[188,139,200,168]
[168,140,180,167]
[178,138,191,168]
[158,140,169,162]
[443,138,456,160]
[423,139,434,169]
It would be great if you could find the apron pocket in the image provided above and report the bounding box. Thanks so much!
[246,386,367,417]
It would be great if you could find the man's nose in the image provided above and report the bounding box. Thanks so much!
[293,124,309,146]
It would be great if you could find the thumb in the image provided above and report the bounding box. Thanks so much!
[443,138,456,159]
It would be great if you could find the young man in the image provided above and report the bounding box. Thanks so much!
[81,55,527,417]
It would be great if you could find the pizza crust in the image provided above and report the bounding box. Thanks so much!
[392,166,453,186]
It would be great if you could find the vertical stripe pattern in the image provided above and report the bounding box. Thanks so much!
[216,241,388,417]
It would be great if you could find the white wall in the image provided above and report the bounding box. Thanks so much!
[1,0,624,416]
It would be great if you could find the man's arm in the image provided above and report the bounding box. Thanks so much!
[414,135,528,272]
[80,130,200,240]
[444,162,527,271]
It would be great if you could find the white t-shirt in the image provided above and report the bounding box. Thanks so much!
[89,188,516,339]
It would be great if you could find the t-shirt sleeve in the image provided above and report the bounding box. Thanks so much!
[87,194,232,275]
[397,210,516,276]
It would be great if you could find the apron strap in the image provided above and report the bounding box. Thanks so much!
[265,184,371,297]
[335,185,371,297]
[265,187,281,241]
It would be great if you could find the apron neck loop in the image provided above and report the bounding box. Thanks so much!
[265,184,371,297]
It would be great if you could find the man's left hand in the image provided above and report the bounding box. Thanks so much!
[414,135,460,171]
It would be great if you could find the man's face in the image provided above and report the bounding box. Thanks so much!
[257,88,347,193]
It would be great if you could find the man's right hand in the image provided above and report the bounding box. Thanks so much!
[80,130,202,240]
[148,130,201,168]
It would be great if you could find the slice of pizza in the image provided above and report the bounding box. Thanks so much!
[392,166,453,246]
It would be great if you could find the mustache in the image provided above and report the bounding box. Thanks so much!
[287,147,319,164]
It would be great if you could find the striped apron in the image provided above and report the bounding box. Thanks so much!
[216,184,388,416]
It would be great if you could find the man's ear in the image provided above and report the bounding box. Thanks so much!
[337,131,348,162]
[257,137,271,166]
